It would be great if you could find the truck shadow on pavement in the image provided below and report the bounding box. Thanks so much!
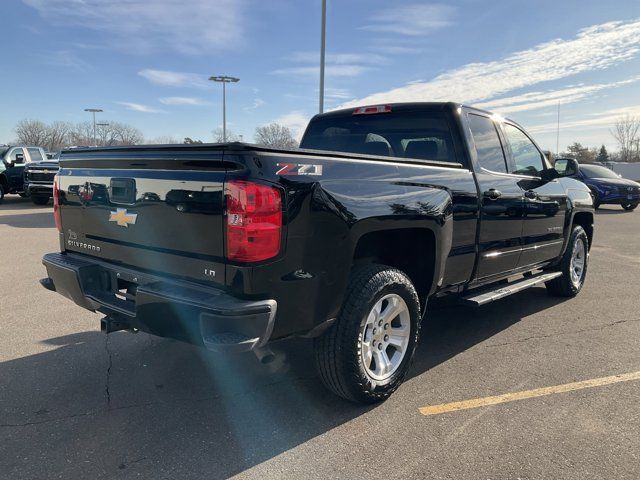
[1,287,564,478]
[0,212,54,229]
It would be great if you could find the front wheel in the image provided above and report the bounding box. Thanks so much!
[314,264,421,403]
[622,203,638,211]
[31,195,50,206]
[546,225,589,297]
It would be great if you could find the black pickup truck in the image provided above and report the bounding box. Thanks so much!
[41,102,594,403]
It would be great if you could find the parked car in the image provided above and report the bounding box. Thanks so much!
[24,156,60,205]
[0,145,48,202]
[556,159,640,210]
[41,102,594,403]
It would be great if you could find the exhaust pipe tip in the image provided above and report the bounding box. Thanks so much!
[253,346,276,364]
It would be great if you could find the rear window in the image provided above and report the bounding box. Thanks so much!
[300,109,457,163]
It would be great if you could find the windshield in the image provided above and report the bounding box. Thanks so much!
[300,109,457,163]
[580,164,620,179]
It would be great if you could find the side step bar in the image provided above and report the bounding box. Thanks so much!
[460,271,563,307]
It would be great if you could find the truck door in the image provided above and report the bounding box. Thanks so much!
[465,112,525,280]
[5,147,26,192]
[501,122,566,267]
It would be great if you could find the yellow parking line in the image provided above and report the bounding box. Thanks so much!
[418,371,640,416]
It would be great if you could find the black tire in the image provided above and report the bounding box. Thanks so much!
[314,264,421,403]
[546,225,589,297]
[589,188,600,209]
[622,203,638,211]
[31,196,50,206]
[0,183,4,203]
[18,192,28,198]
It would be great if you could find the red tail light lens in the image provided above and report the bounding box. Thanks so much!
[53,175,62,232]
[225,180,282,262]
[353,104,392,115]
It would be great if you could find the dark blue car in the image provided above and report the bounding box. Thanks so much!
[571,163,640,211]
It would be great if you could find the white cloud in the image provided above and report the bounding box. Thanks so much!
[244,98,265,112]
[273,111,310,141]
[288,52,388,66]
[272,65,372,78]
[38,50,89,71]
[361,4,455,36]
[339,19,640,109]
[477,77,640,114]
[528,105,640,134]
[274,51,388,79]
[22,0,247,54]
[138,69,210,88]
[159,96,210,106]
[117,102,164,113]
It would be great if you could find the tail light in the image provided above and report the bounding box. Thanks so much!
[53,175,62,232]
[225,180,282,262]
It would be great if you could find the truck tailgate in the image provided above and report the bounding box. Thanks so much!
[58,150,227,285]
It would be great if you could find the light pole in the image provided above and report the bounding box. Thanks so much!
[84,108,103,146]
[209,76,240,142]
[319,0,327,114]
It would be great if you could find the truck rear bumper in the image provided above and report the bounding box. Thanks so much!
[41,252,276,352]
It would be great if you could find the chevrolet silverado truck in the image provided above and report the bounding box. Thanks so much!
[24,156,60,205]
[40,103,594,403]
[0,145,48,202]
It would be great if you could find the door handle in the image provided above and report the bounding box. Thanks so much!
[524,190,538,199]
[483,189,502,200]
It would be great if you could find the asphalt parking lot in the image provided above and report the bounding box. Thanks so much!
[1,196,639,479]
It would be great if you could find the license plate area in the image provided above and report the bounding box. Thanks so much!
[110,178,137,204]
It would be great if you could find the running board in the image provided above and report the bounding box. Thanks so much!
[460,272,563,307]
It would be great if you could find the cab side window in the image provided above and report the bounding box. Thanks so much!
[9,148,25,165]
[467,113,508,173]
[504,124,545,176]
[27,148,44,162]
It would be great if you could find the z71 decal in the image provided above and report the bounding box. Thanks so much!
[276,163,323,176]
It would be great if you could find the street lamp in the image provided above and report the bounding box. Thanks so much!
[84,108,103,146]
[319,0,327,114]
[209,75,240,142]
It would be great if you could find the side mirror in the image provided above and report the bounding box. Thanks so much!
[14,153,24,164]
[553,158,578,178]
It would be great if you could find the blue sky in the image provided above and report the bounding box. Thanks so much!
[1,0,640,151]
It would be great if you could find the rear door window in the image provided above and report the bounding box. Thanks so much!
[467,113,508,173]
[301,109,457,164]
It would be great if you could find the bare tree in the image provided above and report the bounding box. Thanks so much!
[69,121,94,146]
[45,121,73,152]
[147,135,180,144]
[611,115,640,162]
[14,119,49,147]
[212,127,241,143]
[254,123,298,149]
[183,137,203,144]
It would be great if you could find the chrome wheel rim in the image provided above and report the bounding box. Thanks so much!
[570,238,586,287]
[360,293,411,381]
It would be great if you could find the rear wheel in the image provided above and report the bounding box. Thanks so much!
[622,203,638,211]
[546,225,588,297]
[31,195,50,206]
[314,264,421,403]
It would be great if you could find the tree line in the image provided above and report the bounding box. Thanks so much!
[11,119,299,152]
[560,115,640,164]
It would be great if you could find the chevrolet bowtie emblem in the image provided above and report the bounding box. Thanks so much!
[109,208,138,227]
